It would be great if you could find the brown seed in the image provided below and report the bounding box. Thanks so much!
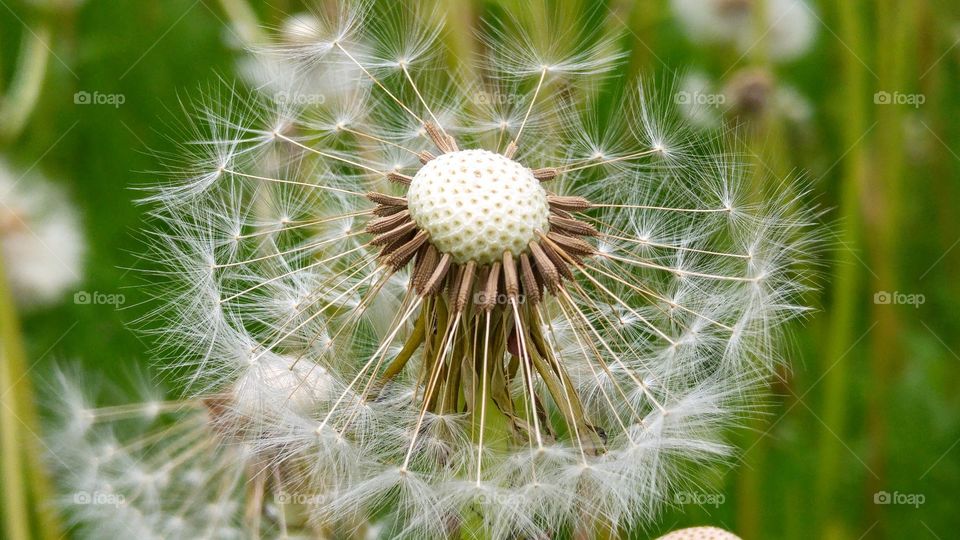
[537,239,574,280]
[373,204,406,217]
[502,251,520,300]
[532,167,559,182]
[386,230,429,269]
[387,172,413,185]
[547,195,593,212]
[528,241,561,293]
[478,262,501,311]
[446,264,463,305]
[503,141,518,159]
[455,261,477,313]
[548,214,598,237]
[412,244,440,293]
[424,122,452,153]
[366,192,407,207]
[519,253,541,304]
[371,220,417,246]
[421,253,452,296]
[546,232,596,257]
[379,230,415,258]
[419,151,436,164]
[445,134,459,152]
[365,210,411,234]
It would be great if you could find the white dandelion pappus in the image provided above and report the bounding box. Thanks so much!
[0,160,85,308]
[45,368,361,539]
[671,0,818,61]
[136,2,818,538]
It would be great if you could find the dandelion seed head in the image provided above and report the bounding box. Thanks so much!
[115,2,822,536]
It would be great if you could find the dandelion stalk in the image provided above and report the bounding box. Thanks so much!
[217,0,267,45]
[0,24,51,143]
[0,250,64,540]
[0,255,31,540]
[864,0,916,534]
[815,1,868,536]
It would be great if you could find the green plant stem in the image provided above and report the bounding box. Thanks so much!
[217,0,267,46]
[0,257,30,540]
[0,24,51,143]
[610,0,660,78]
[0,253,63,540]
[865,0,915,534]
[815,1,869,538]
[443,0,479,79]
[735,3,787,537]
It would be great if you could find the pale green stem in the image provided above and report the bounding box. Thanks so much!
[0,25,52,143]
[864,0,915,535]
[0,256,30,540]
[815,1,868,538]
[217,0,267,46]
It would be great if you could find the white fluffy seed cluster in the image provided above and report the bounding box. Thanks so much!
[77,2,822,538]
[406,149,550,264]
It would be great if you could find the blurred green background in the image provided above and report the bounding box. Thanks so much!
[1,0,958,538]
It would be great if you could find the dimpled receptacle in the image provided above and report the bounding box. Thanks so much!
[406,149,550,264]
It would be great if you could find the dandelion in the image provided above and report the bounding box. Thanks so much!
[678,69,813,130]
[46,368,356,538]
[133,2,817,537]
[670,0,818,62]
[0,160,85,308]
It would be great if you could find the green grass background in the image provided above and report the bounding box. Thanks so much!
[1,0,958,538]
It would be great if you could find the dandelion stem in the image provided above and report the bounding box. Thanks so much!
[216,0,267,46]
[0,253,62,540]
[0,24,51,143]
[815,1,869,535]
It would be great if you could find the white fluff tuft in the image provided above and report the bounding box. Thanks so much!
[0,160,85,308]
